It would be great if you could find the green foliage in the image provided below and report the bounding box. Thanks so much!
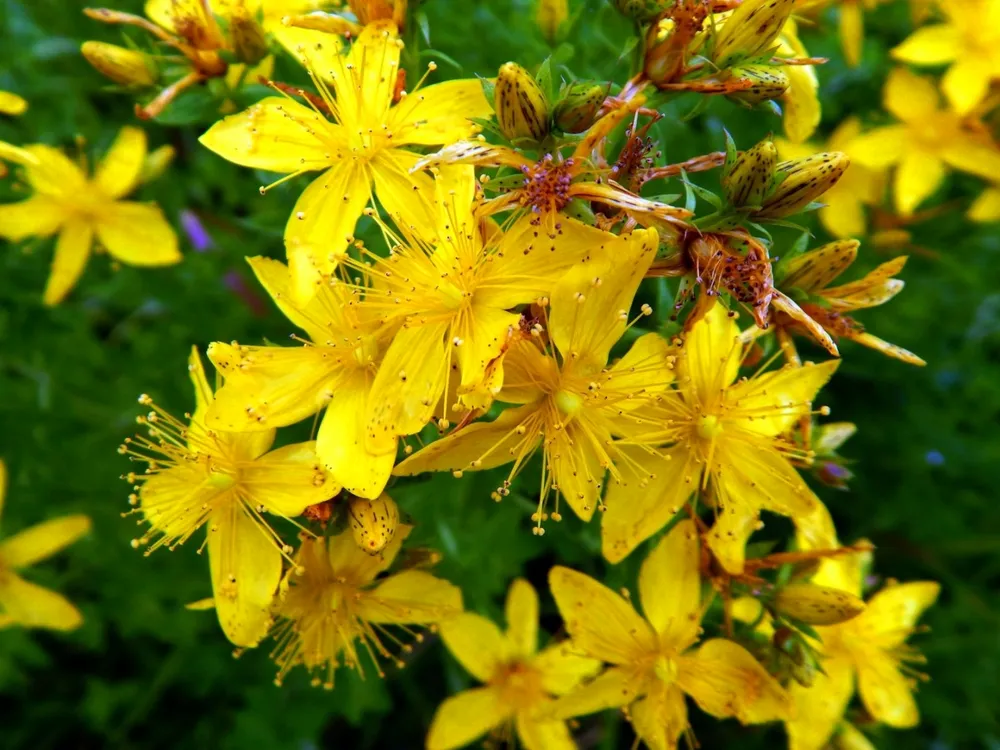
[1,0,998,747]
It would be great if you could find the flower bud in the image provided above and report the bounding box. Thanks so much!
[228,8,269,65]
[712,0,796,68]
[757,152,850,219]
[726,64,790,106]
[139,144,176,185]
[495,62,551,143]
[611,0,673,23]
[81,41,157,86]
[0,91,27,116]
[772,626,820,687]
[348,494,399,555]
[643,17,683,86]
[536,0,568,43]
[553,81,606,133]
[722,138,778,208]
[773,582,866,625]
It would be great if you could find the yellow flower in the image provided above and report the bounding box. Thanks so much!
[0,460,91,631]
[362,166,614,455]
[0,126,180,305]
[969,185,1000,222]
[393,228,676,528]
[602,304,838,571]
[849,67,1000,216]
[777,118,885,238]
[270,523,461,688]
[892,0,1000,115]
[777,19,821,144]
[427,579,599,750]
[199,22,492,303]
[783,530,940,749]
[0,90,27,116]
[536,0,568,43]
[776,240,925,365]
[206,256,398,500]
[549,520,792,748]
[412,102,691,232]
[120,348,335,647]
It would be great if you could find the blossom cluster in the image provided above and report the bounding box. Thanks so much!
[8,0,994,747]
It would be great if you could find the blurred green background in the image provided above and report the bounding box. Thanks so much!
[1,0,998,747]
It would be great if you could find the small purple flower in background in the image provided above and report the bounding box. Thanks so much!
[180,209,214,252]
[925,450,945,466]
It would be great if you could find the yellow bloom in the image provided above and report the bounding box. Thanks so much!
[427,579,599,750]
[0,460,91,631]
[362,166,614,454]
[270,523,461,688]
[777,118,885,238]
[413,102,691,232]
[536,0,568,43]
[206,256,398,499]
[849,67,1000,216]
[200,22,492,303]
[120,348,335,647]
[892,0,1000,115]
[777,19,821,144]
[783,530,940,749]
[969,185,1000,222]
[603,304,838,570]
[550,520,792,749]
[777,240,925,365]
[393,228,677,527]
[0,126,180,305]
[0,90,27,116]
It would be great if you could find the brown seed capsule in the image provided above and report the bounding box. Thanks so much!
[348,494,399,555]
[81,41,157,86]
[757,152,850,219]
[773,582,866,625]
[712,0,797,68]
[495,62,551,143]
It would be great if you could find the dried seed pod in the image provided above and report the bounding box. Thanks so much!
[348,494,399,555]
[774,582,866,625]
[495,62,551,142]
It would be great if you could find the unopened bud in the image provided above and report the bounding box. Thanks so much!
[712,0,796,68]
[348,494,399,555]
[536,0,568,43]
[495,62,550,143]
[553,81,606,133]
[643,17,683,86]
[722,137,778,208]
[139,144,175,184]
[611,0,673,23]
[229,8,269,65]
[0,91,27,116]
[726,64,790,106]
[773,582,866,626]
[772,626,820,687]
[757,151,849,218]
[81,41,157,86]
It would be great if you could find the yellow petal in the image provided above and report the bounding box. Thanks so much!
[940,136,1000,183]
[855,649,919,728]
[497,338,557,404]
[393,403,544,476]
[678,302,741,408]
[832,723,877,750]
[274,26,357,112]
[631,683,688,750]
[533,643,602,696]
[354,569,463,624]
[779,240,859,292]
[839,0,863,67]
[894,150,945,216]
[548,228,658,372]
[199,97,341,173]
[678,638,792,722]
[44,220,93,306]
[638,519,701,648]
[317,371,396,499]
[246,255,344,344]
[239,440,333,517]
[505,578,538,657]
[413,140,533,173]
[389,79,491,147]
[603,332,675,400]
[0,196,66,241]
[601,445,694,564]
[0,140,37,165]
[371,149,437,239]
[941,56,992,116]
[786,654,855,750]
[95,201,181,266]
[891,24,960,65]
[0,90,27,115]
[546,420,609,522]
[346,21,402,121]
[515,714,576,750]
[857,581,940,648]
[0,515,90,569]
[366,320,450,452]
[327,522,411,584]
[968,186,1000,222]
[824,256,907,310]
[456,304,521,388]
[848,125,909,169]
[94,126,147,199]
[819,189,867,239]
[884,68,939,122]
[22,145,86,196]
[549,566,657,665]
[783,63,820,145]
[426,687,510,750]
[548,666,646,719]
[439,612,509,681]
[208,503,280,647]
[726,360,840,437]
[0,571,82,631]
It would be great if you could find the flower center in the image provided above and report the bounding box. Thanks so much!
[653,654,679,684]
[696,414,723,441]
[520,155,574,215]
[554,389,583,416]
[493,660,544,711]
